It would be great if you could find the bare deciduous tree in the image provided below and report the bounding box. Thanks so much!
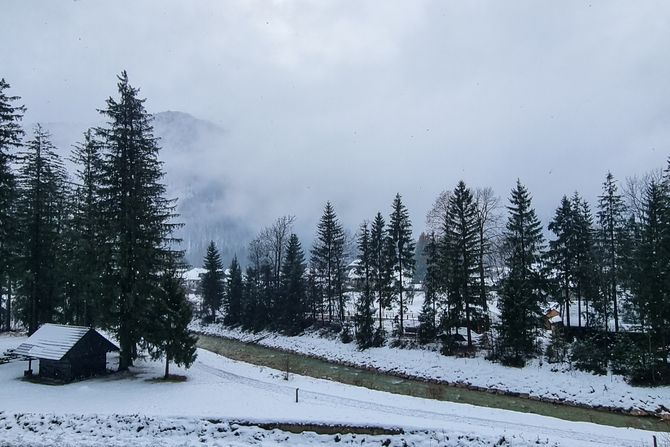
[623,170,662,222]
[260,215,296,287]
[425,189,452,236]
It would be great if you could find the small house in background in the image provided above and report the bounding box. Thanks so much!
[544,309,563,331]
[15,324,118,382]
[182,267,208,293]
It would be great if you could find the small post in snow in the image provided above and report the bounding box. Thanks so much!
[653,435,657,447]
[295,388,299,403]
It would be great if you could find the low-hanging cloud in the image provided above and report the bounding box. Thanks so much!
[2,0,669,253]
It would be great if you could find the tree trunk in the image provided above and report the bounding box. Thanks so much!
[577,283,582,328]
[118,320,133,371]
[610,227,619,332]
[398,256,404,336]
[4,280,11,331]
[378,291,383,331]
[565,276,570,327]
[164,354,170,379]
[466,300,472,348]
[478,226,487,311]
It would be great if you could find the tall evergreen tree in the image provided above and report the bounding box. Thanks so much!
[388,193,415,336]
[497,181,546,365]
[370,212,392,336]
[445,181,479,348]
[97,72,180,370]
[305,269,321,322]
[15,125,69,334]
[224,255,243,326]
[596,172,627,332]
[146,261,197,379]
[354,222,375,349]
[201,241,224,322]
[278,234,307,335]
[241,265,259,330]
[245,236,271,330]
[632,180,669,377]
[66,129,105,326]
[311,202,346,322]
[0,79,25,331]
[547,196,576,327]
[571,193,598,328]
[418,232,439,344]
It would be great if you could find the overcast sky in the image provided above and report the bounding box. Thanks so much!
[2,0,669,238]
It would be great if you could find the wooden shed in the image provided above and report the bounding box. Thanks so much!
[544,309,563,331]
[15,324,118,382]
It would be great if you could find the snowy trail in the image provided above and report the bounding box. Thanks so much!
[194,357,647,447]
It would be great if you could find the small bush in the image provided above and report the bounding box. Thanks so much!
[571,334,607,375]
[372,327,386,347]
[339,324,353,344]
[545,330,568,364]
[499,354,526,368]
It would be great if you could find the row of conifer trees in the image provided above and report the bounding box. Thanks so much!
[203,168,670,384]
[0,74,196,375]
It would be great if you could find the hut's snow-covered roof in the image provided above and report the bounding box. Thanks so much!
[14,324,114,361]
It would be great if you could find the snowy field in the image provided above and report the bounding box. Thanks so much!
[193,323,670,416]
[0,334,664,446]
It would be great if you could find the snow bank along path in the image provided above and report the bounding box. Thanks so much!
[0,334,663,446]
[192,324,670,417]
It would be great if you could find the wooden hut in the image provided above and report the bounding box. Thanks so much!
[15,324,118,382]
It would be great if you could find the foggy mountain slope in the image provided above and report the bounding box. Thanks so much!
[38,111,253,267]
[152,111,252,267]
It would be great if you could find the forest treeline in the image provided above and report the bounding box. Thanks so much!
[0,74,196,377]
[2,73,669,386]
[202,168,670,386]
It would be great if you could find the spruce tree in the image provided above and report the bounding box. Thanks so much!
[497,181,546,365]
[310,202,346,322]
[445,181,479,348]
[0,79,25,331]
[572,194,598,328]
[278,234,307,335]
[547,196,576,327]
[596,172,627,332]
[241,265,259,330]
[201,241,224,322]
[305,269,321,322]
[97,72,180,370]
[436,206,454,338]
[418,232,439,344]
[246,237,271,331]
[66,129,105,326]
[632,180,669,378]
[146,262,197,379]
[15,125,69,334]
[257,263,273,330]
[370,212,392,338]
[354,222,375,349]
[388,193,415,336]
[224,256,243,326]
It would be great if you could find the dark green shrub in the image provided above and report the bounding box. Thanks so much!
[571,334,607,375]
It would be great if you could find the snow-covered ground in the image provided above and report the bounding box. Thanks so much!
[193,323,670,416]
[0,334,663,446]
